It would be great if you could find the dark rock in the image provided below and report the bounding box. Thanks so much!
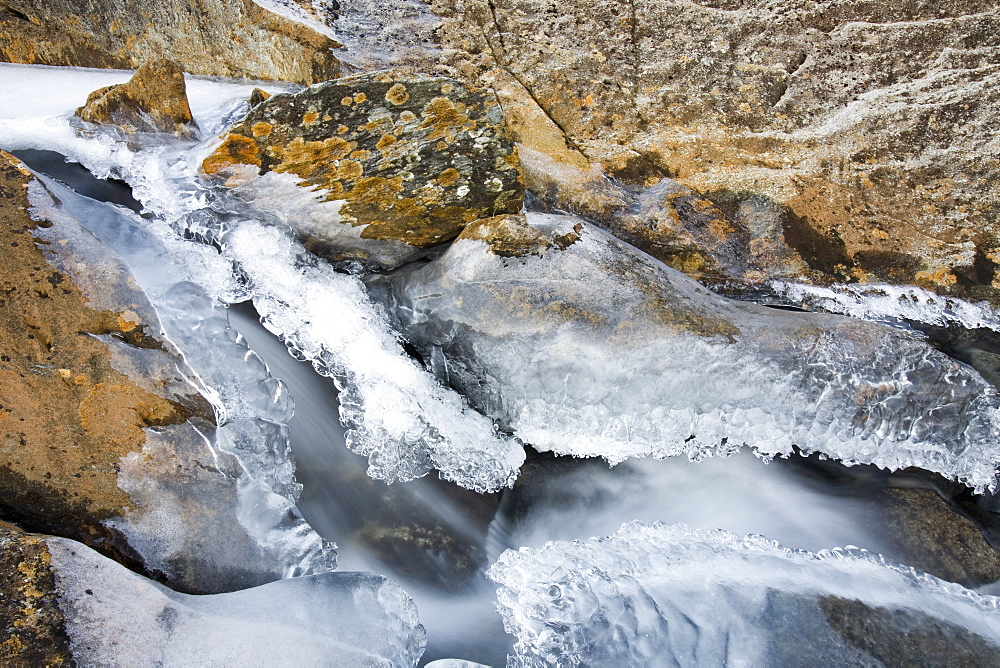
[0,522,73,666]
[202,70,523,268]
[76,59,198,138]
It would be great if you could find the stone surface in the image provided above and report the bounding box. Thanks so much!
[878,486,1000,588]
[76,59,197,138]
[0,522,72,666]
[427,0,1000,303]
[203,70,523,268]
[0,0,341,85]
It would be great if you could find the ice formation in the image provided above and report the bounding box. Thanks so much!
[378,213,1000,491]
[488,521,1000,666]
[222,221,525,492]
[0,61,523,493]
[47,535,425,666]
[27,172,337,587]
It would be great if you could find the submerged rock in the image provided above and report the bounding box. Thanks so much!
[373,211,1000,490]
[0,523,425,666]
[432,0,1000,303]
[0,0,341,85]
[202,70,523,269]
[490,522,1000,665]
[76,59,198,138]
[0,152,335,593]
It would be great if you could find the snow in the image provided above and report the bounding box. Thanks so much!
[488,521,1000,666]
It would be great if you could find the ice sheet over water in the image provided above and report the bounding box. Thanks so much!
[380,213,1000,491]
[48,535,425,666]
[27,172,337,585]
[488,521,1000,666]
[223,221,525,492]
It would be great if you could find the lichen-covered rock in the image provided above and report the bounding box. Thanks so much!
[429,0,1000,303]
[202,70,523,268]
[0,522,72,665]
[76,59,197,138]
[0,0,341,85]
[0,152,335,593]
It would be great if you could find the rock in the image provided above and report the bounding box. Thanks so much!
[430,0,1000,303]
[0,522,72,665]
[76,59,198,138]
[371,212,1000,490]
[0,152,335,593]
[0,0,341,85]
[202,70,523,269]
[878,486,1000,587]
[0,523,425,665]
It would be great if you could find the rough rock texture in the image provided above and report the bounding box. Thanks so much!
[76,59,197,138]
[429,0,1000,303]
[0,522,72,666]
[878,486,1000,588]
[0,0,341,85]
[203,70,523,268]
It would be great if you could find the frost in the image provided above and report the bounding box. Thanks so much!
[488,521,1000,666]
[380,213,1000,492]
[48,535,425,666]
[223,221,525,492]
[771,280,1000,331]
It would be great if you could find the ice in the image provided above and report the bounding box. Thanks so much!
[488,521,1000,666]
[47,535,425,666]
[223,221,525,492]
[771,280,1000,332]
[27,172,337,589]
[378,213,1000,491]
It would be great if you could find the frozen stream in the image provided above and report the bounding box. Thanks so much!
[227,299,959,665]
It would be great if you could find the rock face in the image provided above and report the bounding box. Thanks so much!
[0,522,72,665]
[203,70,523,268]
[0,152,335,593]
[373,212,1000,490]
[427,0,1000,303]
[0,0,341,85]
[76,59,197,137]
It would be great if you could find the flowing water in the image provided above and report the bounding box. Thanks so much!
[17,140,1000,666]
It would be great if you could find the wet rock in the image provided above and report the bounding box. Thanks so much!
[202,70,523,269]
[372,212,1000,489]
[0,525,425,665]
[877,487,1000,588]
[0,152,334,593]
[0,0,341,85]
[0,522,72,665]
[431,0,1000,303]
[76,59,198,138]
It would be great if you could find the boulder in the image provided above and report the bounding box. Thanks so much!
[203,70,523,269]
[0,152,335,593]
[0,0,341,85]
[430,0,1000,303]
[76,59,198,138]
